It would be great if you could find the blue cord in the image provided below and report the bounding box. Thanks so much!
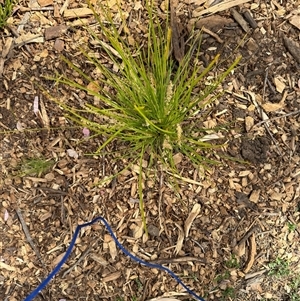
[23,216,206,301]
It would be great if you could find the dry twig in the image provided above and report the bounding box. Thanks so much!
[149,256,206,265]
[202,27,224,43]
[16,208,46,267]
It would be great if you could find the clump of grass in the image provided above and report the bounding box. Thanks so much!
[0,0,17,29]
[47,1,240,229]
[20,157,54,177]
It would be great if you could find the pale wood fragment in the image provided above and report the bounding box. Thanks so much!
[193,0,252,17]
[231,8,250,32]
[184,203,201,238]
[243,234,256,273]
[64,8,94,19]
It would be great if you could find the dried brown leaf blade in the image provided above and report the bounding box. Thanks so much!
[184,203,201,238]
[174,222,184,255]
[193,0,252,17]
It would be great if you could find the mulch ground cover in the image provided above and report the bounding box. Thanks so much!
[1,0,300,300]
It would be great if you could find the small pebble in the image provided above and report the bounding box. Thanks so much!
[148,225,160,237]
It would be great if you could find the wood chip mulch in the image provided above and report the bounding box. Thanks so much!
[1,0,300,300]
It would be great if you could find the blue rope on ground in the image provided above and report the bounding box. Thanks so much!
[23,216,206,301]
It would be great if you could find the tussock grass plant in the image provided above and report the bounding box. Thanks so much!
[0,0,16,28]
[48,1,240,229]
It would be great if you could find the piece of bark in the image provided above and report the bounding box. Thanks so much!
[64,8,93,19]
[170,0,185,63]
[1,37,14,58]
[193,0,252,17]
[45,25,68,40]
[243,10,258,29]
[283,36,300,64]
[231,8,250,32]
[37,0,53,6]
[184,203,201,238]
[15,33,44,47]
[289,15,300,30]
[0,58,4,76]
[243,234,257,273]
[189,15,233,32]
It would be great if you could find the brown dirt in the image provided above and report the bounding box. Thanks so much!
[1,1,300,301]
[241,136,270,164]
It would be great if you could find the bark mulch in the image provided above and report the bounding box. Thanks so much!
[1,0,300,300]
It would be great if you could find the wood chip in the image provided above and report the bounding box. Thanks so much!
[283,36,300,64]
[289,15,300,30]
[0,261,16,272]
[273,76,286,93]
[243,233,256,273]
[262,102,284,112]
[37,0,53,6]
[90,254,109,266]
[102,271,121,282]
[243,10,258,29]
[15,33,44,47]
[189,15,233,32]
[63,8,94,19]
[193,0,252,17]
[174,222,184,255]
[45,25,69,40]
[1,37,14,58]
[245,116,254,132]
[39,97,50,128]
[108,240,118,261]
[170,0,185,63]
[230,8,250,33]
[184,203,201,238]
[249,190,260,203]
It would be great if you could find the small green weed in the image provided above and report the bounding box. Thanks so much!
[134,278,143,292]
[19,157,54,177]
[287,222,297,232]
[225,254,240,269]
[0,0,17,28]
[221,286,235,300]
[291,276,300,290]
[290,276,300,301]
[268,257,290,277]
[47,0,240,230]
[265,260,300,300]
[215,270,231,283]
